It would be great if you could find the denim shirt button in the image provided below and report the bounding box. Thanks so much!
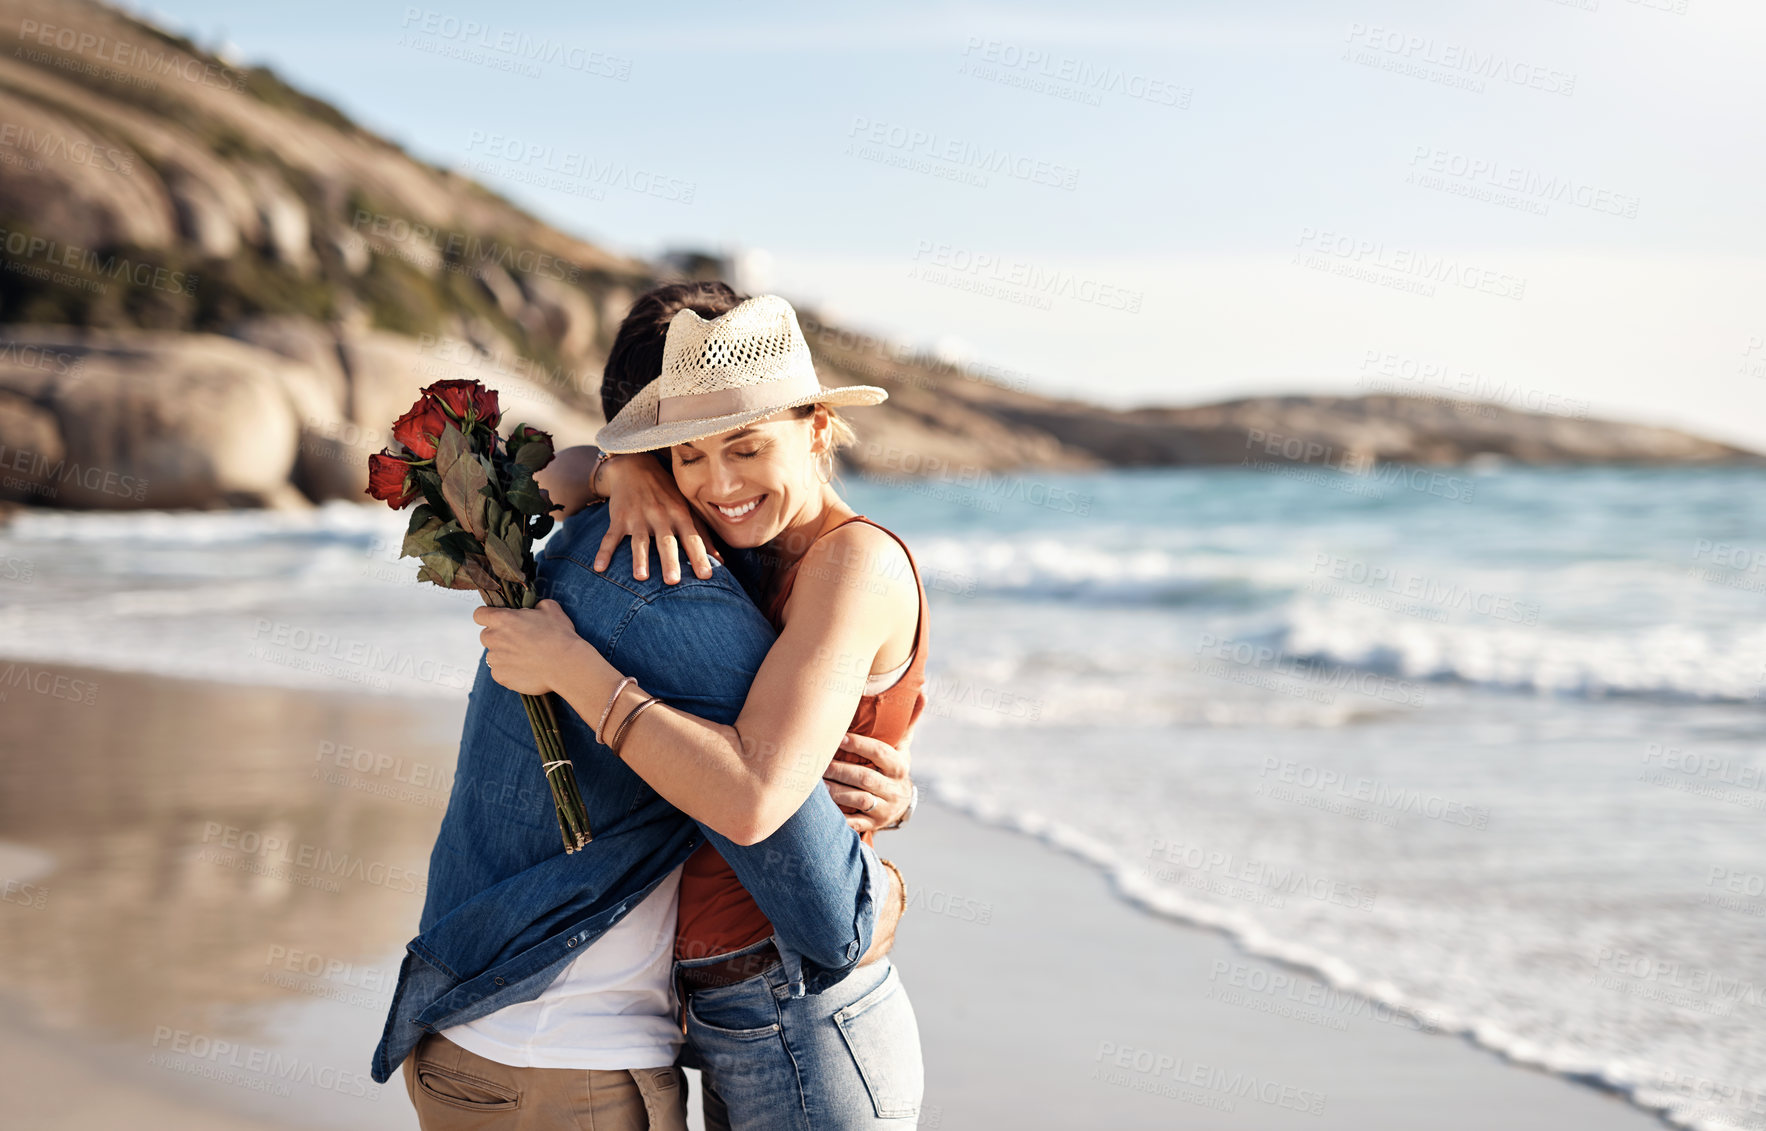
[494,976,505,985]
[567,937,578,947]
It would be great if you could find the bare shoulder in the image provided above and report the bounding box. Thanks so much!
[794,520,919,616]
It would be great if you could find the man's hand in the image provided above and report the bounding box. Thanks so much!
[824,731,912,834]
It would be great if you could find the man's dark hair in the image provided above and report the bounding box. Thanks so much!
[601,281,749,421]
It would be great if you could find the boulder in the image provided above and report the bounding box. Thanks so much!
[0,89,175,250]
[242,166,318,275]
[337,329,603,452]
[518,273,598,358]
[161,163,247,260]
[474,263,526,321]
[221,316,369,502]
[225,315,348,402]
[0,328,311,508]
[0,390,65,505]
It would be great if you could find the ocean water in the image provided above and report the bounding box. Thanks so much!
[1,465,1762,1130]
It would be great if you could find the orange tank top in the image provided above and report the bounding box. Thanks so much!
[675,515,930,961]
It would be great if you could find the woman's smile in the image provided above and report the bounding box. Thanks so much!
[710,493,767,524]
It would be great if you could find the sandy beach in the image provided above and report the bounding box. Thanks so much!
[0,663,1666,1130]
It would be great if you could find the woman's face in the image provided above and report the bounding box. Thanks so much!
[667,408,826,549]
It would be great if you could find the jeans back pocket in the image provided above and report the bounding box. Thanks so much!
[833,965,924,1120]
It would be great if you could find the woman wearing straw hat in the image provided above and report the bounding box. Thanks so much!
[474,286,927,1128]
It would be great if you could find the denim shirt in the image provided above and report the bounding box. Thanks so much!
[370,505,884,1084]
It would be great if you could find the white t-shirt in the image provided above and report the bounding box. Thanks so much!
[441,864,684,1070]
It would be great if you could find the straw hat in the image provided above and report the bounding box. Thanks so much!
[595,294,887,453]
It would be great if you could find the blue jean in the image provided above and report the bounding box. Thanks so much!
[681,939,924,1130]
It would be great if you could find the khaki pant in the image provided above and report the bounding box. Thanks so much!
[403,1033,687,1131]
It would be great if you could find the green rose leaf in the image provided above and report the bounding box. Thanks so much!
[405,503,439,536]
[484,532,528,584]
[408,516,473,590]
[411,466,448,513]
[416,553,469,589]
[434,421,468,479]
[437,525,480,559]
[442,441,492,541]
[458,555,502,595]
[504,464,552,517]
[514,442,553,473]
[400,512,446,559]
[495,508,521,544]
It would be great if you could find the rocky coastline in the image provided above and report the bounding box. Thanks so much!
[0,0,1754,511]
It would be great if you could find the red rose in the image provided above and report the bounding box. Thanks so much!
[392,396,450,460]
[366,450,420,509]
[423,379,500,430]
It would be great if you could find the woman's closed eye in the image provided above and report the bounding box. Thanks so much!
[676,444,763,466]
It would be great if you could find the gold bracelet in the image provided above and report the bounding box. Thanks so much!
[595,675,636,744]
[878,858,908,918]
[609,694,663,756]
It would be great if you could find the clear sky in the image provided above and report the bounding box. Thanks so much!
[132,0,1766,449]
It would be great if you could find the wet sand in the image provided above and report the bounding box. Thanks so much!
[885,799,1664,1130]
[0,664,1665,1129]
[0,662,443,1130]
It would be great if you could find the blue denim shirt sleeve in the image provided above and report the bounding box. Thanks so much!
[611,584,881,985]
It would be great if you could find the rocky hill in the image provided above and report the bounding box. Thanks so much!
[0,0,1753,510]
[982,391,1760,468]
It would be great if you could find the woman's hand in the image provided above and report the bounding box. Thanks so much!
[474,599,598,696]
[594,454,722,585]
[824,732,913,835]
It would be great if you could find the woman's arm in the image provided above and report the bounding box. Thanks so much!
[475,523,919,844]
[534,445,722,583]
[532,443,610,520]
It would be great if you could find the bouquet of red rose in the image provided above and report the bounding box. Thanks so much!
[366,379,591,852]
